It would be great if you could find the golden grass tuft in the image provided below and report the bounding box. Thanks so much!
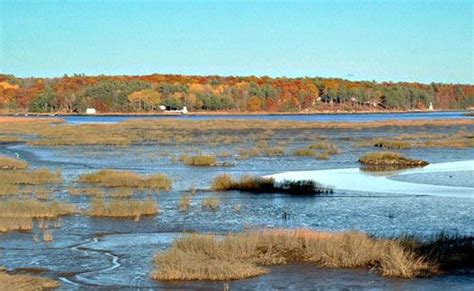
[78,170,171,190]
[0,271,59,290]
[359,151,429,169]
[0,200,75,219]
[179,195,192,212]
[0,156,28,170]
[0,199,74,233]
[293,148,317,156]
[0,184,19,196]
[0,169,61,185]
[0,217,33,233]
[202,197,220,210]
[151,229,434,281]
[89,198,158,218]
[180,155,217,166]
[294,143,339,158]
[211,174,234,191]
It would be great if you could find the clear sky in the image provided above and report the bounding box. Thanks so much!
[1,0,472,83]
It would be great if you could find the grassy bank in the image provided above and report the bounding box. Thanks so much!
[151,229,435,281]
[0,271,59,290]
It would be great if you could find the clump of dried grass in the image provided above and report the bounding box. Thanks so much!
[0,199,74,233]
[0,169,62,185]
[88,198,158,219]
[151,229,434,281]
[78,169,171,190]
[211,174,332,195]
[359,151,428,170]
[179,195,192,212]
[0,200,75,218]
[0,156,28,170]
[0,271,59,290]
[0,217,33,232]
[180,155,217,166]
[202,197,220,210]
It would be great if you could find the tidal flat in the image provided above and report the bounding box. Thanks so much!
[0,114,473,289]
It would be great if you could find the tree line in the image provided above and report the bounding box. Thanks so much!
[0,74,472,113]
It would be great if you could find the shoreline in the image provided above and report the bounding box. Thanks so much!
[0,109,469,118]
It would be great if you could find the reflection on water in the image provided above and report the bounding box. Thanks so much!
[268,160,474,198]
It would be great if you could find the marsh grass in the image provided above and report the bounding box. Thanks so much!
[78,170,171,190]
[201,197,220,210]
[364,132,474,149]
[151,229,433,281]
[239,144,286,159]
[179,195,192,212]
[359,151,429,170]
[0,271,59,290]
[89,198,158,219]
[294,143,339,159]
[0,184,19,196]
[308,142,333,150]
[415,138,474,148]
[0,217,33,232]
[373,140,411,149]
[180,155,217,166]
[0,156,28,170]
[0,200,75,219]
[211,175,332,195]
[0,169,62,185]
[2,118,473,147]
[399,233,474,271]
[0,199,74,233]
[293,148,317,156]
[68,187,104,197]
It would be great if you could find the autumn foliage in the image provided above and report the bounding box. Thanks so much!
[0,73,472,113]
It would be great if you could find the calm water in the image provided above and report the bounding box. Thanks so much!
[0,119,473,289]
[43,110,472,124]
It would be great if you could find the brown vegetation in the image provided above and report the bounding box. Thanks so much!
[0,217,33,232]
[294,142,339,159]
[211,174,332,195]
[151,229,433,281]
[1,118,473,147]
[0,200,75,219]
[373,140,411,149]
[0,199,74,233]
[359,152,429,170]
[0,169,61,185]
[0,271,59,290]
[88,198,158,219]
[180,155,217,166]
[178,195,192,212]
[0,156,28,170]
[201,197,220,210]
[78,169,171,190]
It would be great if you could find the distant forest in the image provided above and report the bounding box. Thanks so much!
[0,74,472,113]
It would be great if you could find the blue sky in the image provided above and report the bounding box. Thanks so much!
[1,0,472,83]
